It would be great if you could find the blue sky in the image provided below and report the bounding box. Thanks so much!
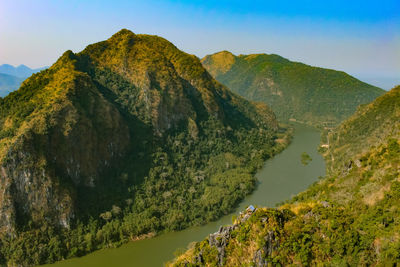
[1,0,399,89]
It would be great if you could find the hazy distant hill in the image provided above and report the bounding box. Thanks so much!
[0,73,24,97]
[171,85,400,266]
[0,64,47,97]
[0,64,46,78]
[202,51,385,127]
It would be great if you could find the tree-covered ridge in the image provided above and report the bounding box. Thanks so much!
[170,86,400,266]
[201,51,385,128]
[0,29,287,266]
[321,85,400,174]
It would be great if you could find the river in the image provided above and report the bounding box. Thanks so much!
[47,124,325,267]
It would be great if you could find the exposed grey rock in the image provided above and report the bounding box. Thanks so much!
[0,83,131,233]
[208,225,237,266]
[355,159,362,168]
[321,201,330,208]
[253,249,268,267]
[240,213,251,223]
[252,230,279,266]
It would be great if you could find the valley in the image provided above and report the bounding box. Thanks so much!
[45,124,325,267]
[171,86,400,266]
[0,18,397,266]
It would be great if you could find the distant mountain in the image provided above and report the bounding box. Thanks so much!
[353,74,399,91]
[0,64,46,78]
[170,85,400,266]
[201,51,385,127]
[0,64,47,97]
[0,29,287,266]
[0,73,24,97]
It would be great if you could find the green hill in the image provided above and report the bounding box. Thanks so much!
[201,51,385,128]
[322,85,400,173]
[0,73,24,97]
[0,29,287,266]
[170,86,400,266]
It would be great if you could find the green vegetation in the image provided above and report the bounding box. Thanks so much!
[0,29,290,266]
[322,85,400,173]
[170,86,400,266]
[300,152,312,165]
[202,51,384,128]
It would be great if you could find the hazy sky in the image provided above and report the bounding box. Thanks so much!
[1,0,399,89]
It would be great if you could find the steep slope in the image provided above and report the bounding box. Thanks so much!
[0,73,24,97]
[171,86,400,266]
[0,30,286,266]
[202,51,384,127]
[321,85,400,173]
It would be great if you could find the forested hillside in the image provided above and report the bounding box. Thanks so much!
[170,86,400,266]
[202,51,384,128]
[0,29,288,266]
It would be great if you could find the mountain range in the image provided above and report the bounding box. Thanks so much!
[0,73,25,97]
[201,51,385,127]
[0,64,46,78]
[0,64,47,97]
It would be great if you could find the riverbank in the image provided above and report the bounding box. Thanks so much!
[45,124,324,267]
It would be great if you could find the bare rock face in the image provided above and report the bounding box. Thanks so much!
[0,63,131,233]
[253,230,280,267]
[208,225,238,266]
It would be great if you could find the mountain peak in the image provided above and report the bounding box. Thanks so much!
[213,50,236,57]
[114,28,135,36]
[201,50,237,77]
[108,28,136,43]
[16,64,30,69]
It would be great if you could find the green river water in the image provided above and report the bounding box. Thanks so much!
[47,124,325,267]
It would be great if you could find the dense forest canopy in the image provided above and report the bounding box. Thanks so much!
[202,51,384,128]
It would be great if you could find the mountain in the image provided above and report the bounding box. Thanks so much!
[170,85,400,266]
[0,64,46,78]
[201,51,385,128]
[321,85,400,174]
[0,73,24,97]
[0,29,287,266]
[0,65,47,97]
